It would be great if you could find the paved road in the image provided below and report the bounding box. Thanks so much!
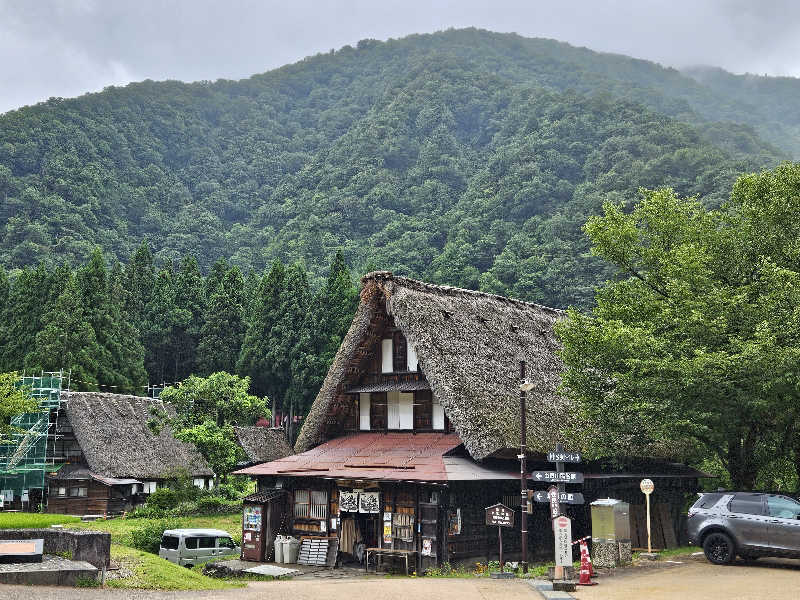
[0,577,534,600]
[574,553,800,600]
[4,554,800,600]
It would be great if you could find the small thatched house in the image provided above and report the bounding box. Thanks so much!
[236,272,704,568]
[233,426,293,468]
[47,392,213,516]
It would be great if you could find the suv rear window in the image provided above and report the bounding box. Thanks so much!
[729,493,764,515]
[160,535,179,550]
[693,493,723,509]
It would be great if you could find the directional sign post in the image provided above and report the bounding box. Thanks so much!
[554,516,572,568]
[640,479,655,555]
[547,451,582,463]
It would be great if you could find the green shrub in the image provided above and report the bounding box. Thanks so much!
[146,488,182,510]
[129,518,187,554]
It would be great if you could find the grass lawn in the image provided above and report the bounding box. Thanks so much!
[0,512,81,528]
[73,512,242,546]
[107,544,241,590]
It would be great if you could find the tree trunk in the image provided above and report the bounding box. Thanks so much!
[726,429,759,490]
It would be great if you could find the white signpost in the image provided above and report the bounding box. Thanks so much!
[640,478,655,554]
[554,516,572,567]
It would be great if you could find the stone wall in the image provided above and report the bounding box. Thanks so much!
[0,528,110,568]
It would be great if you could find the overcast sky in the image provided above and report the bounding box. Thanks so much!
[2,0,800,114]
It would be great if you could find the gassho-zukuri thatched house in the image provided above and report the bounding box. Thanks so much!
[235,272,706,569]
[47,392,213,516]
[233,426,293,469]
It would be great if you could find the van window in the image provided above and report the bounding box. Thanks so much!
[218,537,236,549]
[184,537,198,549]
[693,493,723,509]
[161,535,179,550]
[198,537,216,548]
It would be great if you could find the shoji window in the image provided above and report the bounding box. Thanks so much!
[407,343,418,371]
[294,490,310,518]
[359,393,371,430]
[381,339,393,373]
[387,391,400,429]
[432,396,445,430]
[399,393,413,429]
[311,491,328,519]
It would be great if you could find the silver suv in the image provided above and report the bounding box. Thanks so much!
[687,491,800,564]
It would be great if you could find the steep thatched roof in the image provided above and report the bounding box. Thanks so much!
[64,392,213,479]
[295,272,570,460]
[233,426,293,464]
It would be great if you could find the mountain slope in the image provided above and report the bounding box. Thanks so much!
[0,28,790,308]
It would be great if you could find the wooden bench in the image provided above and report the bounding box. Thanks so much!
[365,547,417,575]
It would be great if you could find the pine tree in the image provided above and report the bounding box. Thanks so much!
[34,273,101,389]
[237,260,286,399]
[1,264,58,371]
[109,260,149,393]
[173,255,205,380]
[142,265,179,384]
[198,265,245,374]
[275,263,312,424]
[77,248,147,392]
[318,250,359,362]
[0,266,9,367]
[124,242,155,327]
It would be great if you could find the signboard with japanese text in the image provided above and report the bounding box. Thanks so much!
[533,491,585,504]
[554,516,572,567]
[532,471,584,484]
[547,451,582,463]
[485,503,515,528]
[548,486,560,519]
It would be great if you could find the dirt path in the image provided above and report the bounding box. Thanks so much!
[574,554,800,600]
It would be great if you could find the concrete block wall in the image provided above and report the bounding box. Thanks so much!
[0,528,111,568]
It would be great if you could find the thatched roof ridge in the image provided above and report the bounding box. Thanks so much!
[233,426,293,464]
[295,271,572,460]
[64,392,213,479]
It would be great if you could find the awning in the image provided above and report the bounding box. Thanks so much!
[243,489,288,503]
[345,380,431,394]
[235,432,462,482]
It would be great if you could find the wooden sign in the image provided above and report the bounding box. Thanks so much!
[533,491,585,504]
[532,471,584,484]
[547,451,582,463]
[485,503,515,528]
[554,516,572,567]
[548,486,560,519]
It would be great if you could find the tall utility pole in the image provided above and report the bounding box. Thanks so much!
[519,360,528,574]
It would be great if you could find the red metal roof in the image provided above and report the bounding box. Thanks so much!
[234,432,463,482]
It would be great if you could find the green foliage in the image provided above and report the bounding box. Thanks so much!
[557,163,800,490]
[0,372,37,442]
[158,372,266,478]
[129,518,189,554]
[0,29,787,311]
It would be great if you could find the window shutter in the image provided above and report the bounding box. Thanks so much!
[407,343,418,371]
[387,391,400,429]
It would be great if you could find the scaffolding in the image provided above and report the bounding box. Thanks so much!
[0,371,69,506]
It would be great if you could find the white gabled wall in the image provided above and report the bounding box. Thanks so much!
[359,393,371,430]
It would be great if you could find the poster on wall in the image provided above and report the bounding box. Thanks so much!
[383,522,392,544]
[243,506,262,531]
[448,508,461,535]
[422,538,433,556]
[339,492,359,512]
[359,492,380,513]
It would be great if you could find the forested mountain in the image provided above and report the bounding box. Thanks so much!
[0,28,794,309]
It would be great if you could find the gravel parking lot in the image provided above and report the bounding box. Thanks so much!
[574,553,800,600]
[3,553,800,600]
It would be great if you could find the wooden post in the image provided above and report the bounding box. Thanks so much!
[554,442,565,580]
[519,360,528,574]
[498,526,503,573]
[646,492,652,554]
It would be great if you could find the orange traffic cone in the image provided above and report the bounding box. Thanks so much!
[583,540,595,578]
[577,540,597,586]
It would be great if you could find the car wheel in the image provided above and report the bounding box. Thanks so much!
[703,532,735,565]
[184,564,193,569]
